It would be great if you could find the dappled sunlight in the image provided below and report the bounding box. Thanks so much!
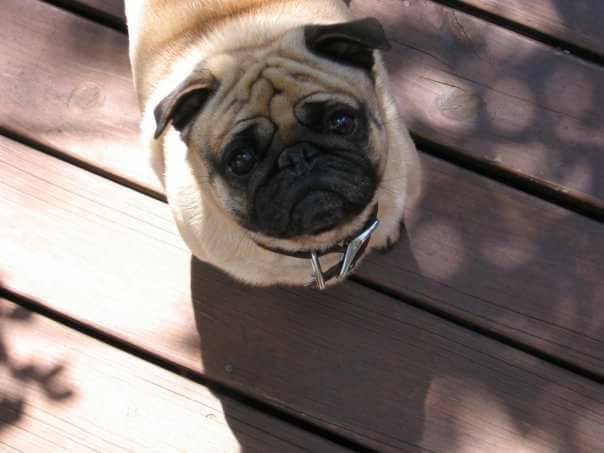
[555,113,604,145]
[482,26,534,62]
[545,67,594,117]
[362,139,604,451]
[487,142,594,203]
[424,377,519,452]
[426,356,604,453]
[434,85,481,128]
[451,389,558,453]
[559,159,594,194]
[419,364,596,453]
[355,0,604,202]
[463,0,603,57]
[387,62,482,132]
[575,397,604,448]
[413,220,465,279]
[480,235,535,269]
[352,0,604,445]
[485,78,536,134]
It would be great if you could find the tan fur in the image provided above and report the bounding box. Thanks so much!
[125,0,421,286]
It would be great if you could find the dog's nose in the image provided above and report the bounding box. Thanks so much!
[277,143,320,176]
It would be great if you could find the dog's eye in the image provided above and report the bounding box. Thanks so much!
[229,149,256,175]
[327,110,357,136]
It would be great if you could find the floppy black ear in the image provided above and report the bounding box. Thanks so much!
[304,18,391,71]
[153,67,217,139]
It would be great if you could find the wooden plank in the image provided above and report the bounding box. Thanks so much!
[2,138,604,452]
[363,154,604,375]
[0,0,156,192]
[3,0,604,374]
[456,0,604,57]
[0,299,347,453]
[350,0,604,208]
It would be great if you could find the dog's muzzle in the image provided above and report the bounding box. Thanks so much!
[255,205,379,289]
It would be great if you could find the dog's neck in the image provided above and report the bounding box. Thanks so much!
[253,205,379,289]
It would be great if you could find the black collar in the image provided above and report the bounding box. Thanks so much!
[255,205,380,289]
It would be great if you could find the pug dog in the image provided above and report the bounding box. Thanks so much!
[125,0,421,288]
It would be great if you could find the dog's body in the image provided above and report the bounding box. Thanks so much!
[125,0,421,287]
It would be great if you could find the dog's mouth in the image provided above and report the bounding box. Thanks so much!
[290,190,346,235]
[249,149,377,239]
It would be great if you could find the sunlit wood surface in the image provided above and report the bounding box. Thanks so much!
[1,0,603,451]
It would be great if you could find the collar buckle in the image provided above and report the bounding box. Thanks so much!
[253,205,380,290]
[310,252,327,290]
[310,218,379,290]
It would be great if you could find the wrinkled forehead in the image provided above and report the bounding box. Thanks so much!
[200,38,373,153]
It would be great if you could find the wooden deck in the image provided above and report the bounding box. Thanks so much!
[1,0,603,451]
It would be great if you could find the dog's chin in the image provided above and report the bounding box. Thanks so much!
[290,190,348,236]
[245,199,376,254]
[251,185,372,239]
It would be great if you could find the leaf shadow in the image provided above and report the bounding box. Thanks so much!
[0,294,76,436]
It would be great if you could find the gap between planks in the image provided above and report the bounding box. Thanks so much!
[41,0,126,32]
[0,126,165,203]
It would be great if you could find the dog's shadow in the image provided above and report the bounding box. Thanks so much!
[189,230,429,452]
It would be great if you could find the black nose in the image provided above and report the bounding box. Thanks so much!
[277,143,321,176]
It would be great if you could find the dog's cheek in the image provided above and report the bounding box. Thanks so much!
[211,176,251,224]
[367,123,388,176]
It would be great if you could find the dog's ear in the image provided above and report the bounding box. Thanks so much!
[153,67,217,139]
[304,18,391,71]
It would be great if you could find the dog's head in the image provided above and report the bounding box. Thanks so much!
[154,18,396,252]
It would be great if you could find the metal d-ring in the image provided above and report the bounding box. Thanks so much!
[310,252,326,290]
[339,219,380,278]
[309,218,380,290]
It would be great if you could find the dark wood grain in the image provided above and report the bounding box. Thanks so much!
[2,136,604,453]
[0,0,154,191]
[457,0,604,57]
[0,299,345,453]
[364,153,604,375]
[3,0,604,375]
[350,0,604,209]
